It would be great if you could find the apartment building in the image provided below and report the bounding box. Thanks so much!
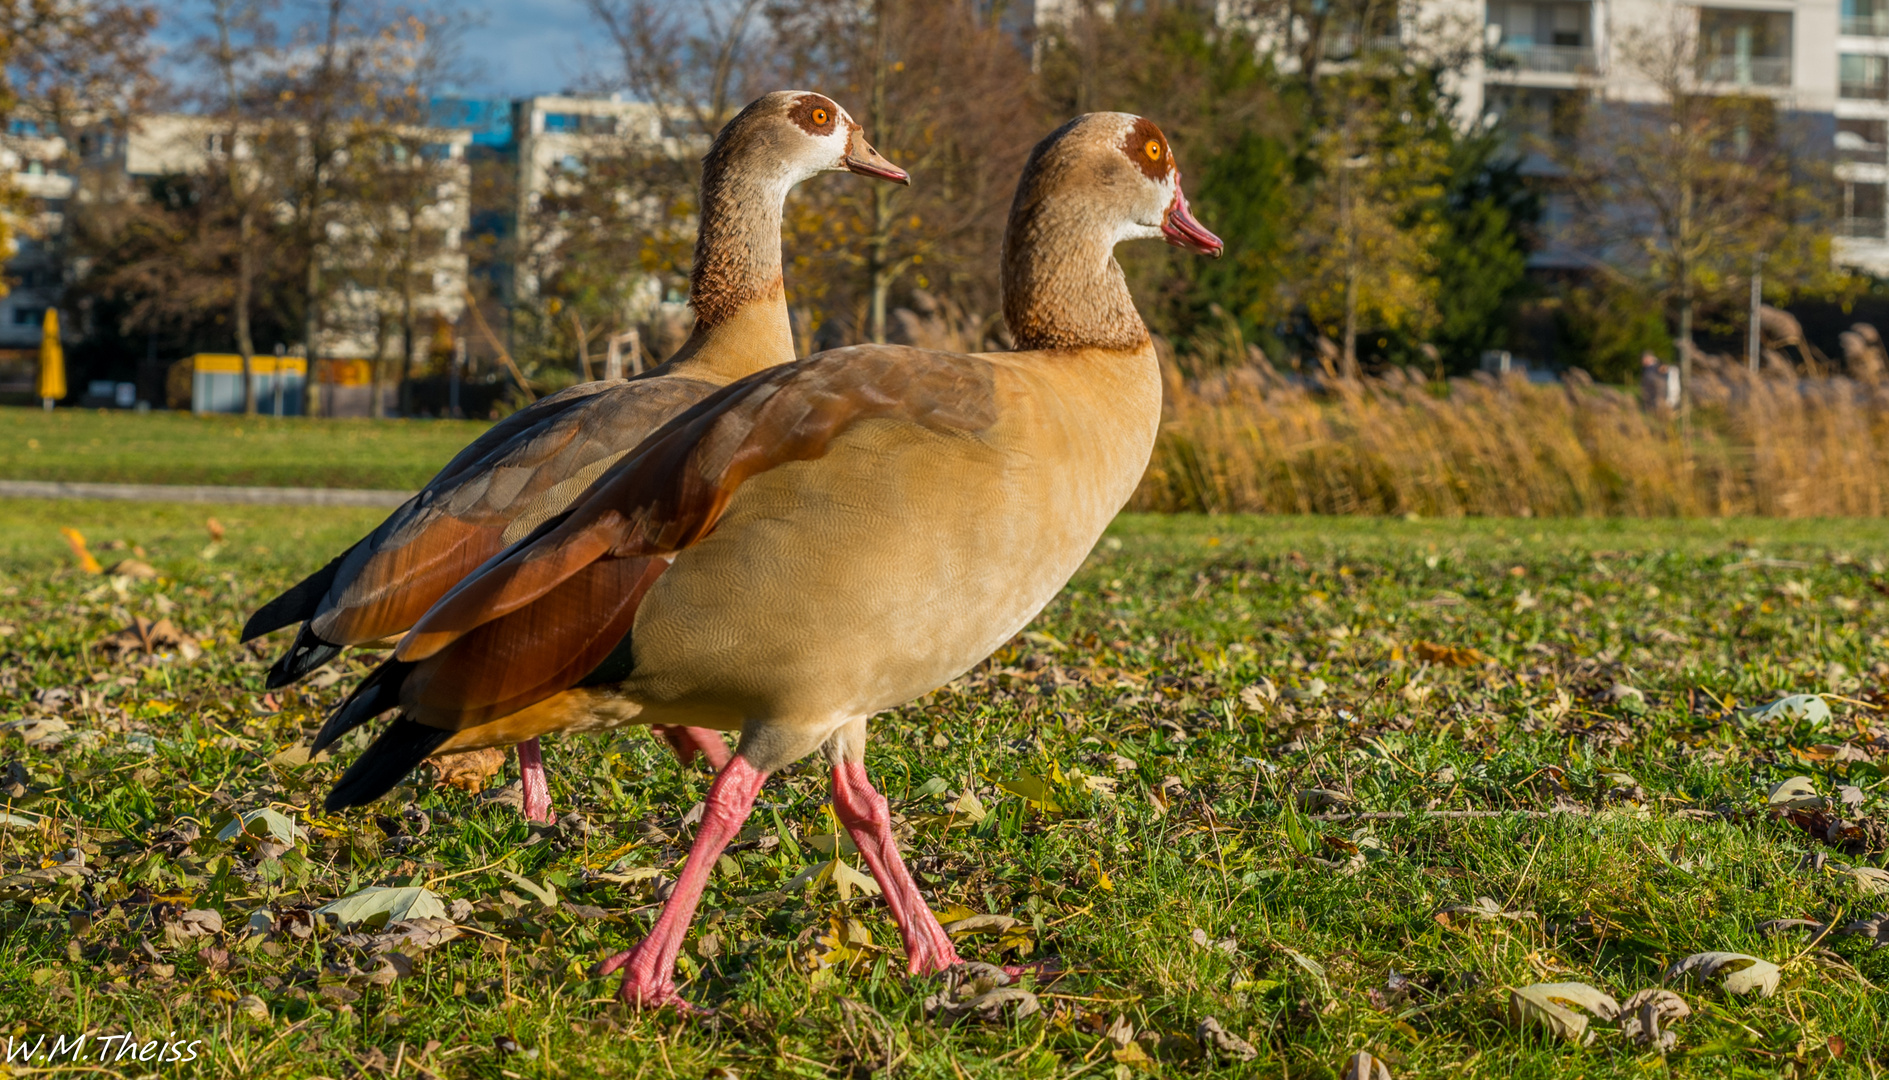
[117,113,475,360]
[1440,0,1887,271]
[0,111,473,387]
[0,118,74,370]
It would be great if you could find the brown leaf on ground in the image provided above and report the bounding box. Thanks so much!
[206,517,225,542]
[60,528,102,574]
[422,747,507,793]
[1618,988,1690,1051]
[106,559,158,580]
[1197,1017,1258,1062]
[1342,1050,1392,1080]
[1411,641,1489,668]
[96,617,200,661]
[1777,806,1888,855]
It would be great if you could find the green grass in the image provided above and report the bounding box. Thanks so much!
[0,407,490,489]
[2,504,1887,1077]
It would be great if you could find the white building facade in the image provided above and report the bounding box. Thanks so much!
[1440,0,1889,272]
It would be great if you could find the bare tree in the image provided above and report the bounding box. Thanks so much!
[1,0,157,303]
[1560,8,1846,410]
[282,0,376,376]
[195,0,278,416]
[585,0,765,139]
[769,0,1038,344]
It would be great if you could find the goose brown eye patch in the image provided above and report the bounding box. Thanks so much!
[1122,116,1173,180]
[790,95,838,135]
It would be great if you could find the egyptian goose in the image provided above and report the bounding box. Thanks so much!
[239,92,908,821]
[315,112,1221,1009]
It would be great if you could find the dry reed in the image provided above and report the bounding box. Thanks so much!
[1134,357,1889,517]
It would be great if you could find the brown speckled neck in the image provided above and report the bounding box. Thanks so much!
[1001,118,1152,354]
[689,119,791,331]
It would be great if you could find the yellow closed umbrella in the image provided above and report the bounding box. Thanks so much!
[35,308,65,410]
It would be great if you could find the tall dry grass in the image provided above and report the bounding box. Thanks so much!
[1134,358,1889,517]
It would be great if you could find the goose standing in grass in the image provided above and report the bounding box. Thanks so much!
[241,92,908,822]
[315,112,1222,1009]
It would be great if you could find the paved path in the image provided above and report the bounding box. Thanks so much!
[0,480,414,507]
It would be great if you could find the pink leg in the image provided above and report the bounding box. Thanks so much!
[516,738,555,824]
[599,755,767,1009]
[831,761,962,975]
[650,725,731,771]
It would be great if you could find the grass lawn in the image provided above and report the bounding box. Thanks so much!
[2,505,1887,1077]
[0,407,490,489]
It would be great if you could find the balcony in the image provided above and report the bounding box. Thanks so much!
[1843,79,1889,99]
[1843,13,1889,34]
[1699,55,1792,86]
[1493,43,1597,73]
[1842,216,1888,238]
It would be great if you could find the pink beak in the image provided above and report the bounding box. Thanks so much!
[1162,185,1223,257]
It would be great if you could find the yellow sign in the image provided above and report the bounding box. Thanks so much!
[186,353,309,376]
[35,309,65,402]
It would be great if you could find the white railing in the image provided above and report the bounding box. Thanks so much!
[1699,55,1792,87]
[1841,216,1887,239]
[1495,44,1597,74]
[1842,14,1889,36]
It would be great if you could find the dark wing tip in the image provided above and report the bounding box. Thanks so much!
[312,658,417,754]
[324,716,452,811]
[243,549,352,642]
[264,625,344,690]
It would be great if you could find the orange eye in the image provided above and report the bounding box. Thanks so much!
[813,108,829,125]
[1145,139,1162,161]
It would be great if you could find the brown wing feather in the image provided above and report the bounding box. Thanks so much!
[307,376,717,646]
[391,345,999,728]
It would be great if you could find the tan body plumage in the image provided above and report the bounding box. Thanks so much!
[320,111,1223,1009]
[244,91,906,819]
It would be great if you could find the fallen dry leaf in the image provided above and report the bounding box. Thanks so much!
[60,528,102,574]
[1412,641,1488,668]
[1196,1017,1258,1062]
[315,886,448,930]
[423,747,507,793]
[1768,776,1825,811]
[206,517,225,543]
[1664,952,1779,997]
[922,963,1036,1023]
[106,559,157,580]
[1341,1049,1392,1080]
[1617,988,1690,1051]
[96,616,200,661]
[1509,981,1618,1044]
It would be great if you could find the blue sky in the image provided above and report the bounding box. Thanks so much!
[154,0,616,99]
[431,0,613,97]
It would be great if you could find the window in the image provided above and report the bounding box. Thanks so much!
[11,307,46,326]
[1839,117,1887,161]
[1845,0,1889,36]
[1843,53,1889,98]
[1485,85,1586,144]
[1845,180,1886,237]
[1699,9,1793,86]
[1487,3,1594,71]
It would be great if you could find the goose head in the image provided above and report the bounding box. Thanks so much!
[713,90,908,189]
[1001,113,1222,351]
[1008,112,1222,257]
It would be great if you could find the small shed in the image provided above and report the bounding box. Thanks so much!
[187,353,307,415]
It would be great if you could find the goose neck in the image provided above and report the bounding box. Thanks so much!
[1002,203,1150,354]
[689,159,792,334]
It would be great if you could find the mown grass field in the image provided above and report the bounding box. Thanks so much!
[2,503,1887,1078]
[0,408,487,490]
